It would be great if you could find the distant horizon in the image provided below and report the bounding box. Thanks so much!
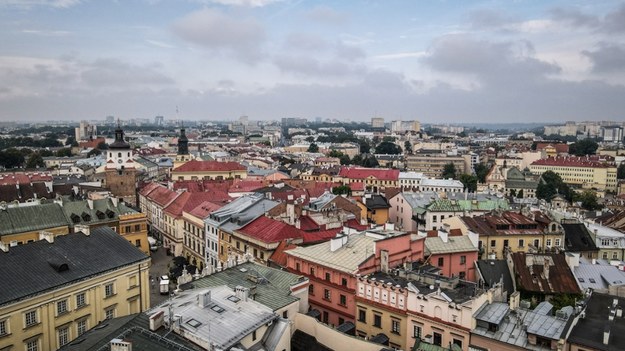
[2,1,625,123]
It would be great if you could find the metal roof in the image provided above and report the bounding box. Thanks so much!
[0,202,69,237]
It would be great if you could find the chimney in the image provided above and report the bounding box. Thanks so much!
[509,291,520,310]
[198,290,212,308]
[543,257,550,279]
[438,231,448,243]
[235,286,249,302]
[39,231,55,243]
[380,250,389,274]
[603,325,611,345]
[0,242,9,253]
[75,224,90,236]
[110,339,133,351]
[330,233,348,252]
[525,253,534,267]
[87,199,94,209]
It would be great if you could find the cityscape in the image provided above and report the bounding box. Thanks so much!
[2,1,625,351]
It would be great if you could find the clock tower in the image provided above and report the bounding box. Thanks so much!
[105,121,137,206]
[173,125,193,169]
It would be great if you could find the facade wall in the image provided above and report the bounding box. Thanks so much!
[429,251,478,282]
[0,225,69,246]
[118,213,150,255]
[469,333,531,351]
[0,259,150,351]
[294,313,386,351]
[182,212,206,270]
[529,164,617,191]
[478,233,565,260]
[105,168,137,206]
[171,169,247,181]
[388,194,418,232]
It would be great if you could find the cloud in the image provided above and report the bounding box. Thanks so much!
[22,29,71,36]
[146,39,175,49]
[550,4,625,33]
[468,9,515,30]
[372,52,426,60]
[172,8,265,63]
[0,0,81,8]
[273,55,365,77]
[194,0,282,7]
[80,59,175,87]
[421,35,561,85]
[305,5,347,25]
[582,42,625,73]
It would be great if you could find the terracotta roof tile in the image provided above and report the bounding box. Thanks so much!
[173,160,246,172]
[339,166,400,181]
[237,216,304,244]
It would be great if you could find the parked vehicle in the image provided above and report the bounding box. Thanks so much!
[147,236,158,252]
[159,275,170,295]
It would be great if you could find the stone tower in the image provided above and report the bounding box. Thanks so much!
[105,121,137,206]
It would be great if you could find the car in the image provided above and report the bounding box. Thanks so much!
[159,275,170,295]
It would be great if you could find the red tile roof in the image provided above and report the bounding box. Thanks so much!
[302,228,342,244]
[339,166,399,181]
[237,216,304,243]
[165,192,219,217]
[531,155,616,168]
[299,215,320,231]
[346,218,368,231]
[173,160,246,172]
[535,143,569,154]
[349,182,365,191]
[511,252,581,295]
[187,200,225,219]
[138,182,161,197]
[147,186,180,207]
[228,180,266,193]
[0,172,53,185]
[269,240,298,267]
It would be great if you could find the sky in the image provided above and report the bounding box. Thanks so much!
[1,0,625,123]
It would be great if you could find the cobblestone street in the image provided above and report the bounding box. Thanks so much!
[148,247,174,307]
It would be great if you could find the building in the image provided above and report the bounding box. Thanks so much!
[285,227,425,327]
[405,153,469,178]
[182,201,224,272]
[585,222,625,261]
[371,117,385,129]
[458,210,564,260]
[570,256,625,297]
[567,292,625,351]
[529,155,618,191]
[171,160,247,181]
[336,167,399,193]
[423,229,479,281]
[0,202,70,246]
[561,221,599,260]
[601,125,623,143]
[362,194,391,225]
[390,120,420,133]
[423,195,510,231]
[0,227,150,350]
[75,121,97,141]
[504,167,539,199]
[419,178,464,193]
[104,123,138,206]
[388,191,439,232]
[398,172,426,191]
[509,252,581,301]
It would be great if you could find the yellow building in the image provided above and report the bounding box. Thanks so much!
[359,194,391,225]
[0,202,70,246]
[0,227,150,351]
[171,160,247,181]
[529,156,618,191]
[118,212,150,255]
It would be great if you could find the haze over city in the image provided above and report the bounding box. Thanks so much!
[1,0,625,122]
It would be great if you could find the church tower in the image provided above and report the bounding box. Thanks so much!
[105,121,137,206]
[173,125,193,169]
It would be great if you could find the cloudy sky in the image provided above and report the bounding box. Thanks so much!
[1,0,625,123]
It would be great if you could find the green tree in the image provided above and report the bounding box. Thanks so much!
[56,148,73,157]
[442,163,457,179]
[0,148,25,168]
[509,189,517,197]
[339,154,351,165]
[404,140,412,154]
[569,139,598,156]
[352,154,363,166]
[575,190,603,211]
[87,148,102,157]
[328,150,344,158]
[618,163,625,180]
[25,152,45,169]
[305,136,315,143]
[358,140,371,154]
[332,185,352,196]
[458,174,478,192]
[307,143,319,153]
[65,136,78,147]
[474,163,490,183]
[361,155,379,168]
[536,171,573,202]
[374,141,402,155]
[39,149,54,157]
[97,141,109,150]
[517,189,524,198]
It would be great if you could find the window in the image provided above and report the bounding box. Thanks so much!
[308,284,314,295]
[490,240,496,247]
[341,278,348,287]
[338,317,344,325]
[26,339,39,351]
[413,325,422,339]
[134,224,141,232]
[459,271,466,280]
[296,262,300,271]
[453,339,463,348]
[325,272,331,281]
[533,239,540,248]
[58,326,69,347]
[339,294,347,306]
[433,332,442,346]
[324,289,331,301]
[613,252,619,259]
[603,252,609,259]
[310,267,315,276]
[105,283,114,297]
[518,239,525,247]
[546,239,552,247]
[373,314,382,328]
[125,225,131,233]
[77,319,87,336]
[437,257,444,267]
[283,311,288,319]
[105,307,115,320]
[460,255,466,265]
[0,319,7,336]
[555,238,561,247]
[358,309,366,322]
[135,239,141,247]
[391,319,400,334]
[25,310,37,327]
[252,330,257,341]
[57,299,68,315]
[432,215,438,223]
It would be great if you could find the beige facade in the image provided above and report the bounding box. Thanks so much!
[0,258,150,351]
[529,163,617,191]
[405,154,469,178]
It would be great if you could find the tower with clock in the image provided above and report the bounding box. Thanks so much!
[105,121,138,206]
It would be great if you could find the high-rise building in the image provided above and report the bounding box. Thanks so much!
[154,115,164,126]
[371,117,385,129]
[75,121,97,141]
[391,120,420,133]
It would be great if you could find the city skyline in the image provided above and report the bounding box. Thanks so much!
[1,0,625,122]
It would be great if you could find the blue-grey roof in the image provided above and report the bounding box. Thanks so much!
[0,202,69,237]
[0,227,149,306]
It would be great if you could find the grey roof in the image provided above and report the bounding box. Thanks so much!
[151,285,277,350]
[308,192,337,210]
[476,260,515,295]
[472,302,572,350]
[574,257,625,292]
[0,202,69,237]
[424,235,477,255]
[207,194,279,234]
[568,293,625,351]
[286,233,376,274]
[182,261,305,311]
[0,227,149,306]
[60,198,137,226]
[60,314,203,351]
[399,192,439,211]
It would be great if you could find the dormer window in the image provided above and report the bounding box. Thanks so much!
[70,213,80,223]
[81,212,91,222]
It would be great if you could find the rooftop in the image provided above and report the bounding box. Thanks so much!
[568,292,625,351]
[531,155,616,168]
[0,202,68,237]
[511,252,581,295]
[172,160,246,173]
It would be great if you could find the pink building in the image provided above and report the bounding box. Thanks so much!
[424,229,479,282]
[388,192,436,232]
[285,227,425,327]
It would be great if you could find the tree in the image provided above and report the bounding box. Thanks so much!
[517,189,524,198]
[97,141,109,150]
[442,163,457,179]
[374,141,402,155]
[332,185,351,196]
[25,152,45,169]
[65,136,78,147]
[458,174,478,192]
[56,148,73,157]
[328,150,344,158]
[474,163,490,183]
[536,171,573,202]
[307,143,319,153]
[618,163,625,180]
[358,140,371,154]
[339,154,351,165]
[352,154,363,166]
[575,190,603,211]
[569,139,598,156]
[0,148,25,168]
[305,136,315,143]
[361,155,379,168]
[509,189,517,197]
[404,140,412,154]
[87,148,102,157]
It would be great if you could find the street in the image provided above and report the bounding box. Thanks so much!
[148,246,174,307]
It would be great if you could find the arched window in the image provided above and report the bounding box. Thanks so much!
[118,152,122,158]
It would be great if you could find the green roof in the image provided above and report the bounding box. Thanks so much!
[426,199,509,212]
[60,198,137,226]
[182,261,305,311]
[0,202,69,237]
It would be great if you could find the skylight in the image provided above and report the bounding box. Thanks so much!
[186,319,202,328]
[211,305,225,313]
[227,295,241,303]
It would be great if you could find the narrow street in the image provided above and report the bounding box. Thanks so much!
[148,247,174,307]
